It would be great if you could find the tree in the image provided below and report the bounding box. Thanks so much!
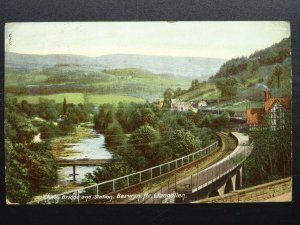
[140,108,156,126]
[212,112,230,127]
[247,60,260,73]
[63,97,67,115]
[37,98,59,120]
[5,139,32,203]
[216,76,238,97]
[4,119,17,143]
[191,80,196,90]
[6,112,38,144]
[128,109,143,131]
[162,129,201,157]
[201,114,213,127]
[105,122,125,150]
[163,88,174,108]
[5,140,58,203]
[58,116,75,135]
[21,142,58,192]
[20,100,33,116]
[276,65,282,87]
[216,78,226,96]
[244,110,291,186]
[94,104,115,132]
[3,96,90,203]
[174,88,183,98]
[128,125,160,167]
[83,163,132,185]
[268,63,283,89]
[40,122,59,140]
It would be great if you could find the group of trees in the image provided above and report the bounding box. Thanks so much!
[5,96,94,203]
[209,37,290,82]
[162,80,207,105]
[249,37,291,66]
[189,79,201,90]
[243,111,291,186]
[215,76,238,97]
[5,97,57,203]
[84,102,220,185]
[17,97,94,137]
[210,57,248,80]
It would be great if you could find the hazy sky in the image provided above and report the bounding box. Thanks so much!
[5,21,290,59]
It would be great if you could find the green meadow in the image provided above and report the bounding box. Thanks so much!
[218,100,263,112]
[15,93,145,105]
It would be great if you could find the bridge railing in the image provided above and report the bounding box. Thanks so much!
[30,141,219,204]
[176,133,251,193]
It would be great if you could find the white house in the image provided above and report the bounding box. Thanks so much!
[198,100,207,108]
[171,99,193,112]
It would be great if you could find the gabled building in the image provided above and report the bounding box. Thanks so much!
[171,99,193,112]
[246,90,290,131]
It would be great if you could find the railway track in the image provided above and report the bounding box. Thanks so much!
[79,131,237,204]
[130,131,237,204]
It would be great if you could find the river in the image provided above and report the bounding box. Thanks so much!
[57,130,112,184]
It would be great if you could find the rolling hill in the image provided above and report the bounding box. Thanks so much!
[5,52,226,103]
[5,66,192,102]
[5,52,226,79]
[174,37,292,112]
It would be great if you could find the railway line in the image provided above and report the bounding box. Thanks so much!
[130,131,237,204]
[30,131,242,204]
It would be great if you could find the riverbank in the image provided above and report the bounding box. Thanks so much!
[32,124,105,201]
[51,123,97,158]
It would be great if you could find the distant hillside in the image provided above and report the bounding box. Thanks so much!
[175,37,292,109]
[5,52,226,79]
[209,37,291,80]
[97,54,226,79]
[5,66,192,102]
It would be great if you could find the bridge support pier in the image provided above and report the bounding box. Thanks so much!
[231,174,237,192]
[72,165,76,181]
[237,166,243,189]
[217,183,225,196]
[184,166,243,202]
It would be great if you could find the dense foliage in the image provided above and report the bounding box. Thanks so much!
[175,37,291,104]
[243,111,291,186]
[5,96,94,203]
[84,102,221,184]
[211,37,291,80]
[215,76,238,97]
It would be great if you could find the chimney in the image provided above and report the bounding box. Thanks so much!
[264,89,271,101]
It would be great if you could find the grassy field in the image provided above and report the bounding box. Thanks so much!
[179,82,220,101]
[15,93,145,105]
[6,67,191,102]
[218,100,263,112]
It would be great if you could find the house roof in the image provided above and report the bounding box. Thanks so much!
[246,108,265,124]
[264,97,290,112]
[246,91,290,125]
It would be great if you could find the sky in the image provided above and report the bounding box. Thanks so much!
[5,21,290,59]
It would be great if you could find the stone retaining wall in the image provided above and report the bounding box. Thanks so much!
[195,177,291,203]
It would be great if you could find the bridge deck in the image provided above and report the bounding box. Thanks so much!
[56,159,113,166]
[141,132,237,203]
[173,132,251,197]
[175,132,237,194]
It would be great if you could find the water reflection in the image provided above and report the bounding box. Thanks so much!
[58,131,112,184]
[58,166,101,184]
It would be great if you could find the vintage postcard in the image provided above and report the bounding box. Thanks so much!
[4,22,292,204]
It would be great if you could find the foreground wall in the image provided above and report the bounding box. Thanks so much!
[195,177,291,203]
